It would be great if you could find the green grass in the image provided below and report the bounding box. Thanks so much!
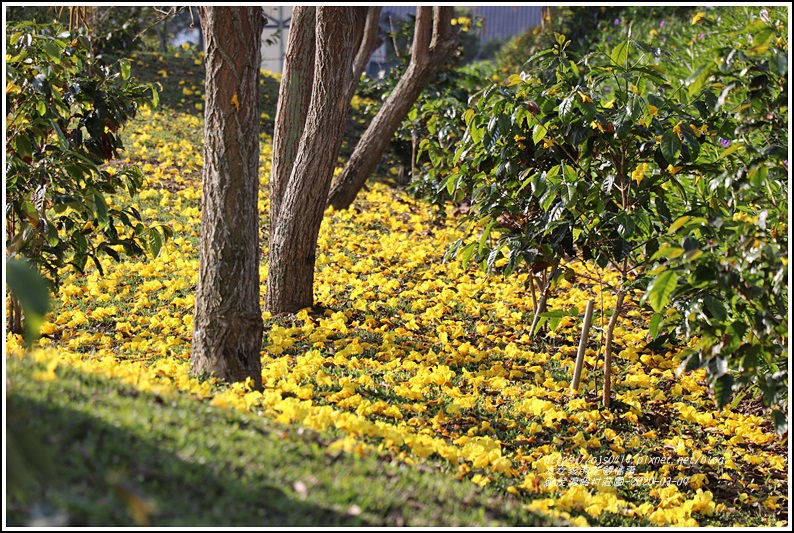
[6,354,559,527]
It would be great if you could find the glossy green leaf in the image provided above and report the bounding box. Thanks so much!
[660,130,681,164]
[645,270,678,313]
[648,312,663,339]
[713,373,734,408]
[532,122,547,145]
[610,40,630,68]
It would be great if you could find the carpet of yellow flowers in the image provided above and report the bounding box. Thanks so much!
[6,80,788,527]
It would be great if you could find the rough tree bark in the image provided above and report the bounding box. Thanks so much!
[346,7,383,101]
[326,6,458,210]
[265,7,360,313]
[191,7,265,389]
[270,6,380,228]
[269,6,316,228]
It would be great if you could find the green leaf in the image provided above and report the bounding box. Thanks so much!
[718,142,743,159]
[459,241,478,268]
[506,73,523,86]
[679,127,701,160]
[687,65,712,98]
[43,41,62,62]
[645,270,678,313]
[64,163,84,182]
[713,373,734,408]
[703,296,727,323]
[648,312,663,339]
[610,40,630,68]
[149,84,159,109]
[616,212,635,239]
[6,258,50,343]
[148,229,163,259]
[676,349,704,376]
[532,122,547,145]
[119,58,131,81]
[14,135,33,159]
[667,215,706,234]
[485,246,500,272]
[772,409,787,437]
[49,119,68,150]
[478,218,497,255]
[559,95,574,124]
[753,27,775,48]
[578,100,596,121]
[93,192,109,227]
[32,74,50,94]
[539,309,570,333]
[660,130,681,164]
[666,215,690,234]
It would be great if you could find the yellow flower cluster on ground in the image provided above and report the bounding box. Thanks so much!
[5,71,787,528]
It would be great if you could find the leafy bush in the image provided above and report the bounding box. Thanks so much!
[427,6,787,424]
[4,6,164,58]
[5,21,169,333]
[641,7,788,434]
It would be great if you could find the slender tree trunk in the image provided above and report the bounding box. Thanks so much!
[8,294,23,335]
[269,6,316,229]
[346,7,382,101]
[155,18,168,53]
[265,7,359,313]
[602,290,626,409]
[270,6,380,229]
[327,7,457,210]
[191,7,265,389]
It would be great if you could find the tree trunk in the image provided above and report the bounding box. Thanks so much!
[269,6,316,229]
[346,7,383,101]
[8,294,23,336]
[265,7,359,314]
[270,6,381,229]
[326,6,457,211]
[191,7,265,389]
[602,290,626,409]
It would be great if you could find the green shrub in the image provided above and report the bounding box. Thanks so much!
[5,21,169,333]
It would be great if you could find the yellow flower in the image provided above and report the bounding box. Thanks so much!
[667,164,683,176]
[32,359,58,382]
[689,473,708,490]
[763,496,781,510]
[631,162,649,185]
[673,121,683,140]
[691,12,705,24]
[471,473,491,487]
[689,123,708,137]
[647,104,658,117]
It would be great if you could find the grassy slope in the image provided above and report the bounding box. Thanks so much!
[7,354,554,527]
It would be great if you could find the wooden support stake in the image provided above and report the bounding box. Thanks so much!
[570,299,594,394]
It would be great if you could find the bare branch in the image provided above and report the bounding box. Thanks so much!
[130,6,191,45]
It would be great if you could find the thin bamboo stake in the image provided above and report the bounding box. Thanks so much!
[570,299,594,394]
[602,290,626,409]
